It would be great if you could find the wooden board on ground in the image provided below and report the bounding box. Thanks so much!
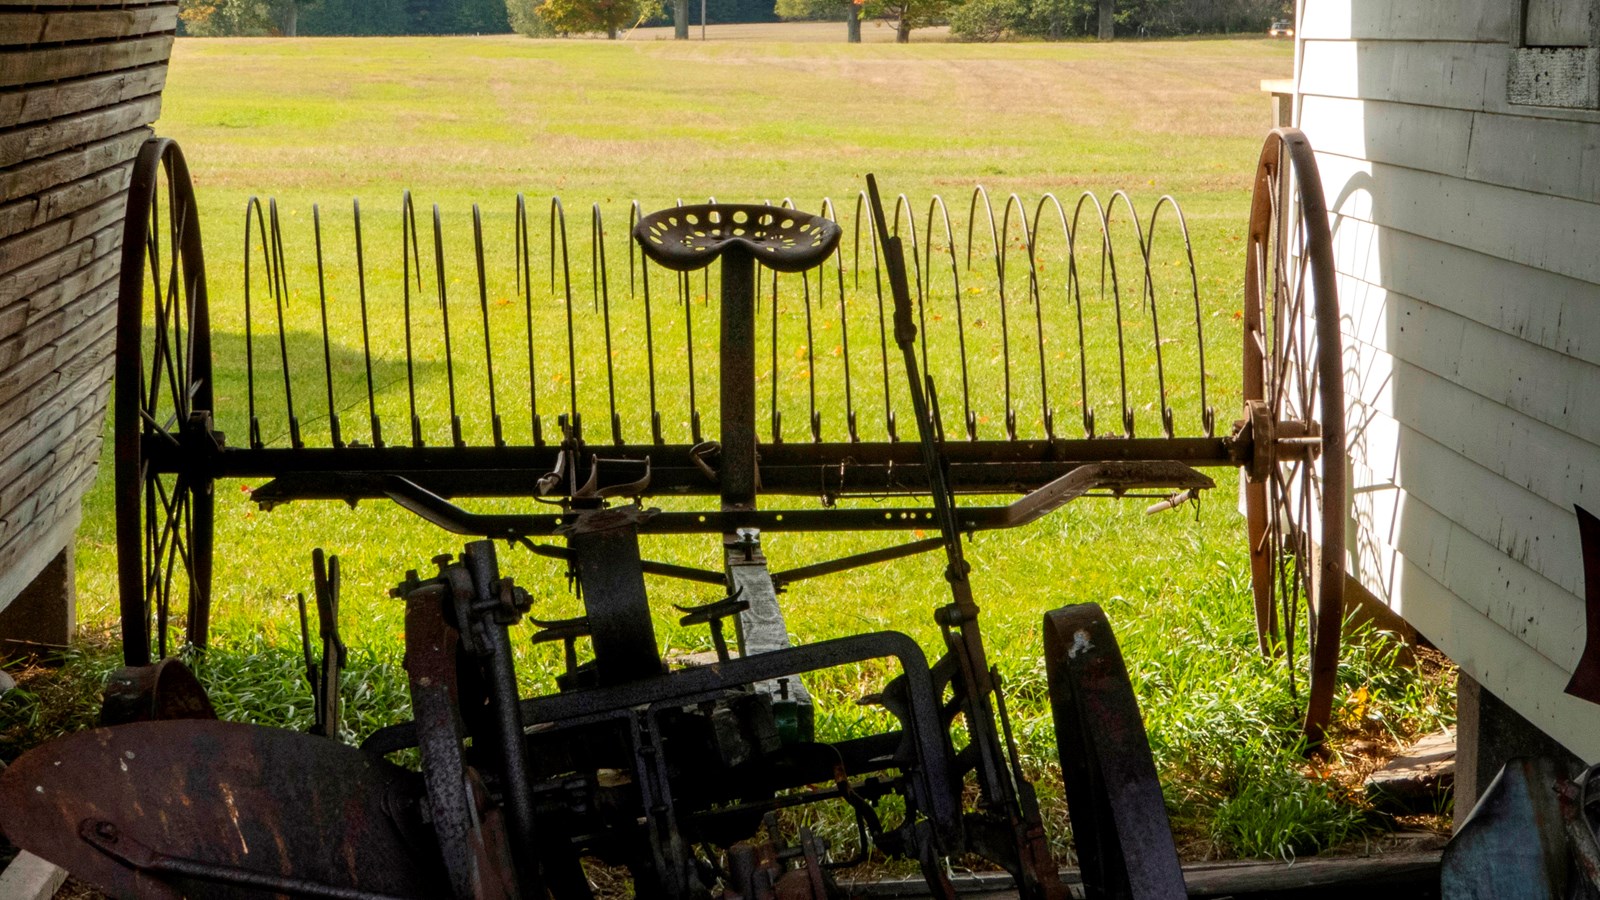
[1366,730,1457,815]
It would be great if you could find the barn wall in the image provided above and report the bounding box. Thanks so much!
[1296,0,1600,759]
[0,2,177,624]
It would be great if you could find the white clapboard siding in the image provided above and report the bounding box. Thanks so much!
[1298,0,1509,43]
[1299,95,1474,179]
[1395,554,1600,762]
[1302,39,1600,126]
[1312,151,1600,289]
[1300,40,1511,113]
[1342,324,1590,592]
[1343,450,1584,672]
[1332,268,1600,449]
[1304,95,1600,205]
[1297,1,1600,761]
[1338,301,1600,522]
[1328,215,1600,368]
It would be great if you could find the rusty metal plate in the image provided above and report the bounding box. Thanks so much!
[0,720,448,899]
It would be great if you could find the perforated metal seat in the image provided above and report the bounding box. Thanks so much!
[632,203,840,273]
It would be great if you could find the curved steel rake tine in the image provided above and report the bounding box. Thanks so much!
[1010,194,1056,441]
[858,189,896,441]
[242,197,271,448]
[821,196,853,442]
[549,197,581,440]
[967,186,1009,438]
[662,199,701,443]
[430,203,462,447]
[267,198,301,448]
[629,200,640,301]
[1148,194,1210,437]
[1071,191,1131,438]
[891,194,932,385]
[1000,193,1040,440]
[631,200,662,445]
[1108,190,1172,439]
[851,191,866,290]
[923,195,972,440]
[517,194,543,445]
[352,198,382,448]
[1035,193,1088,440]
[312,204,342,447]
[592,203,621,445]
[473,204,504,447]
[352,198,382,445]
[401,191,423,447]
[799,259,821,443]
[772,196,809,443]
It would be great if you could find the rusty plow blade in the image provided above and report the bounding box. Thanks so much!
[0,720,449,899]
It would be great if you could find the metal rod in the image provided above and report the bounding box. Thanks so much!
[472,204,504,447]
[268,199,301,448]
[593,204,621,444]
[431,204,463,447]
[634,202,663,445]
[401,192,423,447]
[313,204,342,448]
[516,194,543,446]
[550,198,581,440]
[353,198,382,447]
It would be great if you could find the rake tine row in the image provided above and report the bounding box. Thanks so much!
[227,189,1214,454]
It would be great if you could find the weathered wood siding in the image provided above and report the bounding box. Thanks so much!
[0,1,175,613]
[1296,0,1600,759]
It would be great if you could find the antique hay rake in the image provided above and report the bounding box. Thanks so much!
[0,129,1345,899]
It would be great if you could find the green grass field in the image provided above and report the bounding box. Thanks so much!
[6,30,1456,873]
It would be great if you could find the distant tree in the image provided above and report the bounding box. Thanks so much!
[267,0,320,35]
[300,0,411,33]
[947,0,1022,40]
[862,0,956,42]
[673,0,689,38]
[535,0,652,37]
[179,0,275,34]
[774,0,862,42]
[408,0,454,32]
[457,0,512,30]
[507,0,557,32]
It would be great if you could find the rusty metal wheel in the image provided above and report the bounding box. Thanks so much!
[115,138,217,666]
[1242,127,1348,747]
[1044,603,1184,899]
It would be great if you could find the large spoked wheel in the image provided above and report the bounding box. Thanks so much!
[1242,128,1348,748]
[115,138,217,667]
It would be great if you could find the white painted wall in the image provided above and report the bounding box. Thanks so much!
[1296,0,1600,760]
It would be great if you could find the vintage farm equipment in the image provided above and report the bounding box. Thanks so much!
[0,128,1346,898]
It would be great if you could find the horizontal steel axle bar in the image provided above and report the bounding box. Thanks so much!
[147,437,1241,504]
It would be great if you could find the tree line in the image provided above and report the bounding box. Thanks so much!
[179,0,1287,42]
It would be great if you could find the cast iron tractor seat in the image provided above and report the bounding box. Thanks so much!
[633,204,840,273]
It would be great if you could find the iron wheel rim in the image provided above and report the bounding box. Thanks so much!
[115,138,215,667]
[1241,128,1348,747]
